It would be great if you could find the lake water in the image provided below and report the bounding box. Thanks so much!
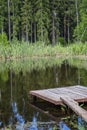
[0,58,87,129]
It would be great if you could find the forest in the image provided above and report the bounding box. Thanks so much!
[0,0,87,45]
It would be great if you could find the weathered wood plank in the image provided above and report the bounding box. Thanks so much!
[60,88,87,97]
[67,85,87,93]
[30,85,87,104]
[49,89,85,99]
[61,97,87,122]
[30,85,87,122]
[76,85,87,90]
[30,90,62,104]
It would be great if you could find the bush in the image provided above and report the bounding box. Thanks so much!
[58,37,65,46]
[0,32,9,46]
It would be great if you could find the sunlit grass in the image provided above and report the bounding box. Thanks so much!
[66,42,87,55]
[0,41,87,60]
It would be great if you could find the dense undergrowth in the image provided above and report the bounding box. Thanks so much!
[0,40,87,60]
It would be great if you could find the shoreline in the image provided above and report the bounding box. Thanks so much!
[0,54,87,61]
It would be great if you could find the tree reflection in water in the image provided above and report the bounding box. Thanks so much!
[1,101,86,130]
[0,121,3,129]
[12,101,25,130]
[29,115,38,130]
[59,121,71,130]
[78,117,86,130]
[11,102,57,130]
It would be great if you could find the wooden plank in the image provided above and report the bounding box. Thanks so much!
[30,85,87,122]
[70,87,87,95]
[30,90,62,105]
[49,89,84,99]
[30,85,87,105]
[65,86,87,100]
[76,85,87,90]
[60,88,87,98]
[61,97,87,122]
[49,88,87,102]
[54,86,87,97]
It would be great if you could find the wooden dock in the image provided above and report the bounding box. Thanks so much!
[30,85,87,122]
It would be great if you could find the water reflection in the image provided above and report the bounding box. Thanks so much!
[12,101,25,130]
[0,101,87,130]
[0,121,3,128]
[0,58,87,129]
[78,117,86,130]
[59,121,71,130]
[29,115,38,130]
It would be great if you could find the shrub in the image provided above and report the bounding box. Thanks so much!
[58,37,66,46]
[0,32,9,46]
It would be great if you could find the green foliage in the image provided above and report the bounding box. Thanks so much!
[53,125,58,130]
[80,103,84,107]
[1,71,8,81]
[67,43,87,55]
[0,0,7,30]
[0,33,9,45]
[61,104,67,113]
[0,0,79,44]
[34,0,50,43]
[0,41,87,60]
[74,0,87,42]
[21,0,31,41]
[58,37,65,45]
[10,0,21,38]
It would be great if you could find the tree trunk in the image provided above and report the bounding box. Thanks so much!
[12,2,15,39]
[34,22,36,43]
[10,69,13,102]
[8,0,11,42]
[52,14,55,45]
[64,15,66,44]
[75,0,79,41]
[26,23,28,42]
[52,0,55,45]
[0,89,1,102]
[1,27,3,44]
[22,30,24,41]
[67,19,70,44]
[31,21,33,43]
[41,5,43,42]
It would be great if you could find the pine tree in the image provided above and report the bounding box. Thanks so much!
[79,0,87,42]
[0,0,82,43]
[63,0,76,44]
[33,0,50,43]
[0,0,5,33]
[74,0,87,42]
[0,0,8,44]
[21,0,32,42]
[10,0,21,40]
[49,0,61,45]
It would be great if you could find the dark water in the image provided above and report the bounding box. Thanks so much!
[0,58,87,130]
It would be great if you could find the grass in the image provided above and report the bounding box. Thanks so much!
[0,41,87,60]
[66,42,87,55]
